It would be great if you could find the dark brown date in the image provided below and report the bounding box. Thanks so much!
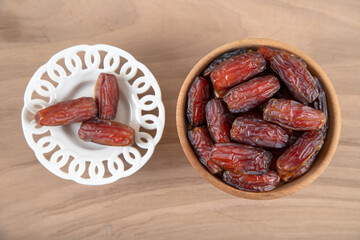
[230,116,289,148]
[313,77,329,138]
[223,75,280,113]
[35,97,98,126]
[95,73,119,120]
[78,119,134,146]
[203,48,249,76]
[210,52,266,91]
[263,99,326,131]
[276,131,324,182]
[223,170,280,192]
[188,127,222,174]
[187,77,211,126]
[270,51,318,103]
[205,99,232,143]
[210,143,272,174]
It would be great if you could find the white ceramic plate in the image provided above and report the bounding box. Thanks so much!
[21,44,165,185]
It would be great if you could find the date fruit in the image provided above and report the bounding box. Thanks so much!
[35,97,98,126]
[223,75,280,113]
[78,119,134,146]
[276,131,324,182]
[263,99,326,131]
[258,46,306,67]
[203,48,249,76]
[210,143,272,174]
[95,73,120,120]
[187,77,210,126]
[270,51,318,103]
[188,127,221,174]
[213,88,228,99]
[185,45,330,192]
[210,52,266,91]
[257,46,278,62]
[230,116,289,148]
[223,170,280,192]
[313,77,329,138]
[205,99,232,143]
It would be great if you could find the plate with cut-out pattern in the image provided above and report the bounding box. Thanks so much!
[21,44,165,185]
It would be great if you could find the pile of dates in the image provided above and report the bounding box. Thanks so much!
[36,73,134,146]
[187,46,328,192]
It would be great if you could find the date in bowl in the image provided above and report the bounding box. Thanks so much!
[176,39,341,199]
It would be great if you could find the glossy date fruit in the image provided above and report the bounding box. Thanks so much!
[213,88,228,99]
[205,99,232,143]
[230,116,289,148]
[210,51,266,91]
[313,77,329,138]
[223,75,280,113]
[78,119,134,146]
[257,46,278,62]
[280,154,317,182]
[188,127,222,174]
[223,170,280,192]
[210,143,272,174]
[187,77,210,126]
[95,73,119,120]
[203,48,249,76]
[270,51,318,103]
[185,45,330,192]
[258,46,306,67]
[276,131,324,182]
[263,99,326,131]
[35,97,98,126]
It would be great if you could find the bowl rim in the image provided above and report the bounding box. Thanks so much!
[176,38,341,200]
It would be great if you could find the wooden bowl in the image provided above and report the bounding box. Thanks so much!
[176,38,341,200]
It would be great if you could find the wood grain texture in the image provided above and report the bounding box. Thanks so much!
[0,0,359,239]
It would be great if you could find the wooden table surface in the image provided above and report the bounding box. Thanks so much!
[1,0,359,239]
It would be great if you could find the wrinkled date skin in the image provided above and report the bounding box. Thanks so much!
[258,46,307,67]
[78,119,134,146]
[210,143,272,174]
[35,97,98,126]
[184,46,330,192]
[313,78,329,138]
[223,170,280,192]
[230,116,289,148]
[270,51,318,103]
[203,48,249,76]
[188,127,222,174]
[263,99,326,131]
[223,75,280,113]
[276,131,324,182]
[95,73,120,120]
[210,51,266,91]
[205,99,232,143]
[187,77,210,126]
[280,154,317,182]
[257,46,279,62]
